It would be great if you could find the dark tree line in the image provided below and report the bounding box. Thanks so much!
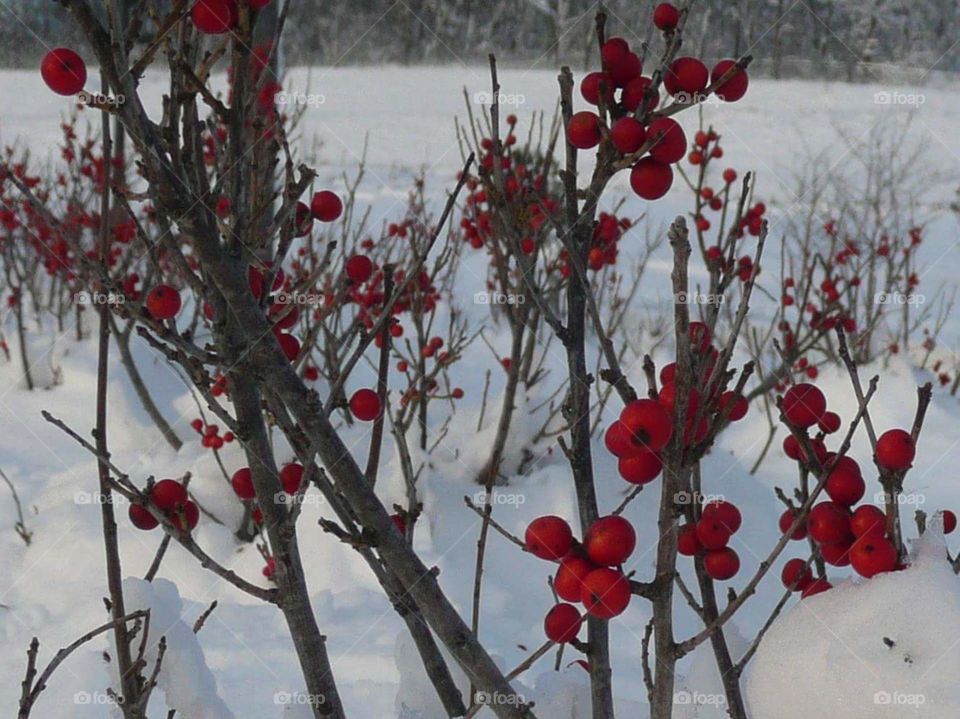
[3,0,957,78]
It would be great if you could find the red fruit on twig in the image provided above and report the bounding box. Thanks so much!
[646,117,686,164]
[696,517,731,549]
[544,603,583,643]
[554,556,596,602]
[710,59,749,102]
[702,500,742,533]
[191,0,237,34]
[807,501,852,545]
[151,479,188,511]
[567,111,602,149]
[581,568,631,618]
[279,463,304,494]
[584,516,636,566]
[704,547,740,580]
[875,429,915,470]
[525,516,573,560]
[653,2,679,30]
[41,48,87,95]
[630,157,673,200]
[850,536,897,578]
[146,284,181,320]
[349,388,381,421]
[781,383,826,428]
[231,467,255,500]
[311,190,343,222]
[129,503,159,531]
[850,505,886,538]
[781,558,812,591]
[619,398,673,451]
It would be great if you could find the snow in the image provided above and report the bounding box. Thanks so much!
[0,65,959,717]
[745,521,960,719]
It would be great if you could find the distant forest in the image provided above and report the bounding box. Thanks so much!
[2,1,957,80]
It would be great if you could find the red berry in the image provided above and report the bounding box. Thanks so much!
[781,558,812,591]
[779,508,807,540]
[146,285,182,320]
[554,556,596,602]
[702,500,742,534]
[525,516,573,561]
[818,411,842,434]
[129,503,159,531]
[40,48,87,95]
[345,254,373,283]
[619,398,673,451]
[170,500,200,532]
[711,60,749,102]
[875,429,915,471]
[807,501,852,545]
[567,111,602,150]
[279,463,304,494]
[664,57,709,97]
[781,383,827,428]
[584,516,636,566]
[704,547,740,580]
[600,37,630,68]
[610,117,646,154]
[825,465,865,506]
[942,510,957,535]
[677,524,702,556]
[801,577,832,598]
[277,333,301,362]
[630,158,673,200]
[820,540,852,567]
[618,451,663,484]
[696,517,731,550]
[850,505,887,538]
[580,568,631,618]
[349,388,381,421]
[391,513,407,536]
[604,421,639,458]
[608,52,643,88]
[151,479,188,512]
[621,76,657,113]
[231,468,255,500]
[646,117,686,164]
[722,168,737,184]
[718,391,748,421]
[849,536,898,578]
[653,2,680,30]
[580,72,615,106]
[191,0,237,34]
[658,383,700,417]
[311,190,343,222]
[544,603,583,643]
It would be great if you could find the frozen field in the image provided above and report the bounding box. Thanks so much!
[1,66,959,717]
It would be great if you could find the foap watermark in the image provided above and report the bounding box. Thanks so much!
[474,691,527,707]
[472,490,526,508]
[874,90,925,108]
[274,691,326,707]
[75,490,128,506]
[75,290,125,307]
[274,491,326,507]
[874,490,925,507]
[874,690,926,707]
[78,89,126,108]
[875,291,924,306]
[671,91,721,107]
[474,290,525,306]
[273,291,325,307]
[275,91,326,108]
[674,490,725,506]
[674,691,726,707]
[74,691,122,706]
[675,291,725,306]
[473,90,526,107]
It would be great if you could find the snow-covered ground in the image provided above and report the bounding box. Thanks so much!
[1,66,960,718]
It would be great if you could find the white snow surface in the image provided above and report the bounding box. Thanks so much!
[0,65,958,717]
[745,523,960,718]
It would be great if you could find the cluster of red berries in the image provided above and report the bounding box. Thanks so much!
[568,5,748,202]
[677,500,743,580]
[128,479,199,533]
[526,515,638,643]
[189,419,235,449]
[604,323,748,484]
[231,462,305,501]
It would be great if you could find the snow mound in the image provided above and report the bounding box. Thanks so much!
[119,578,234,719]
[745,523,960,718]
